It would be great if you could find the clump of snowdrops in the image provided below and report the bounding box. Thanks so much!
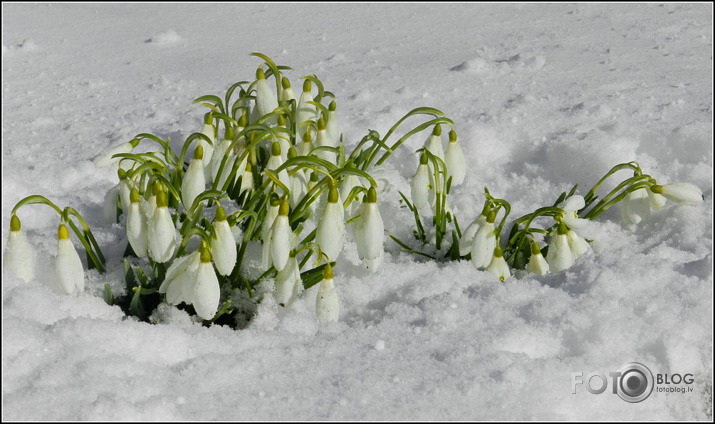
[5,53,704,327]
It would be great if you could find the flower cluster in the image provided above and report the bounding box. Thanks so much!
[4,54,704,328]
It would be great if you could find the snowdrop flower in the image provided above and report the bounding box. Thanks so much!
[355,187,385,272]
[316,185,346,261]
[326,100,342,147]
[486,246,511,282]
[266,142,291,197]
[159,250,200,306]
[126,188,148,258]
[253,68,279,122]
[192,246,221,320]
[280,76,296,103]
[4,215,35,282]
[274,254,300,307]
[424,124,444,162]
[620,188,652,225]
[546,224,575,273]
[93,138,140,168]
[103,184,120,224]
[237,162,254,196]
[525,239,550,276]
[647,186,667,211]
[198,114,216,182]
[316,117,337,164]
[459,212,488,257]
[275,115,292,162]
[566,227,590,259]
[411,151,431,210]
[117,169,134,212]
[148,190,178,263]
[557,195,589,231]
[209,125,237,189]
[471,211,497,269]
[181,145,206,210]
[55,223,85,295]
[299,130,314,157]
[269,199,292,272]
[211,206,237,276]
[287,148,309,209]
[651,183,704,205]
[261,194,281,271]
[296,79,317,142]
[445,130,466,186]
[315,263,339,323]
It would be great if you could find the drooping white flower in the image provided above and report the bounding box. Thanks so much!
[558,195,589,231]
[192,246,221,320]
[620,188,652,225]
[269,199,292,272]
[237,162,254,196]
[274,255,300,307]
[143,181,163,220]
[55,224,85,295]
[198,115,216,183]
[316,185,345,261]
[411,152,431,210]
[486,246,511,282]
[296,79,318,142]
[93,138,140,168]
[117,169,135,213]
[444,130,466,186]
[315,264,339,323]
[253,68,279,123]
[147,191,178,263]
[181,145,206,211]
[209,127,237,190]
[315,117,337,164]
[566,228,590,259]
[652,182,704,205]
[266,142,291,197]
[211,206,237,276]
[287,148,309,209]
[299,130,314,157]
[355,187,384,272]
[424,124,444,162]
[103,184,120,224]
[647,186,667,211]
[459,213,488,257]
[126,188,148,258]
[326,100,342,148]
[546,225,575,273]
[159,250,201,306]
[525,240,550,276]
[280,76,296,103]
[4,215,35,282]
[471,212,497,269]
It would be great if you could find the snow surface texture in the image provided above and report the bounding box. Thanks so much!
[2,3,713,421]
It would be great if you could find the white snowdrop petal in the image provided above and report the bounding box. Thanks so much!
[546,234,574,273]
[459,215,485,257]
[486,255,511,281]
[526,252,550,276]
[192,262,221,320]
[316,201,346,261]
[660,183,704,205]
[5,230,35,282]
[270,216,291,271]
[148,207,178,263]
[356,203,384,261]
[411,164,431,210]
[316,277,340,323]
[274,256,300,307]
[126,203,148,258]
[181,159,206,210]
[567,230,590,259]
[55,238,85,295]
[470,223,496,269]
[211,221,237,276]
[445,142,466,186]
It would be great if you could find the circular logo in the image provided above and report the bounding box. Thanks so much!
[616,362,654,403]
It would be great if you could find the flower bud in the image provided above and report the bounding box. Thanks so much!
[445,130,466,186]
[652,182,704,205]
[316,264,340,323]
[126,188,149,258]
[55,224,85,295]
[211,206,237,276]
[4,215,35,282]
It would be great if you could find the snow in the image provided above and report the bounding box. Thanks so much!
[2,2,713,421]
